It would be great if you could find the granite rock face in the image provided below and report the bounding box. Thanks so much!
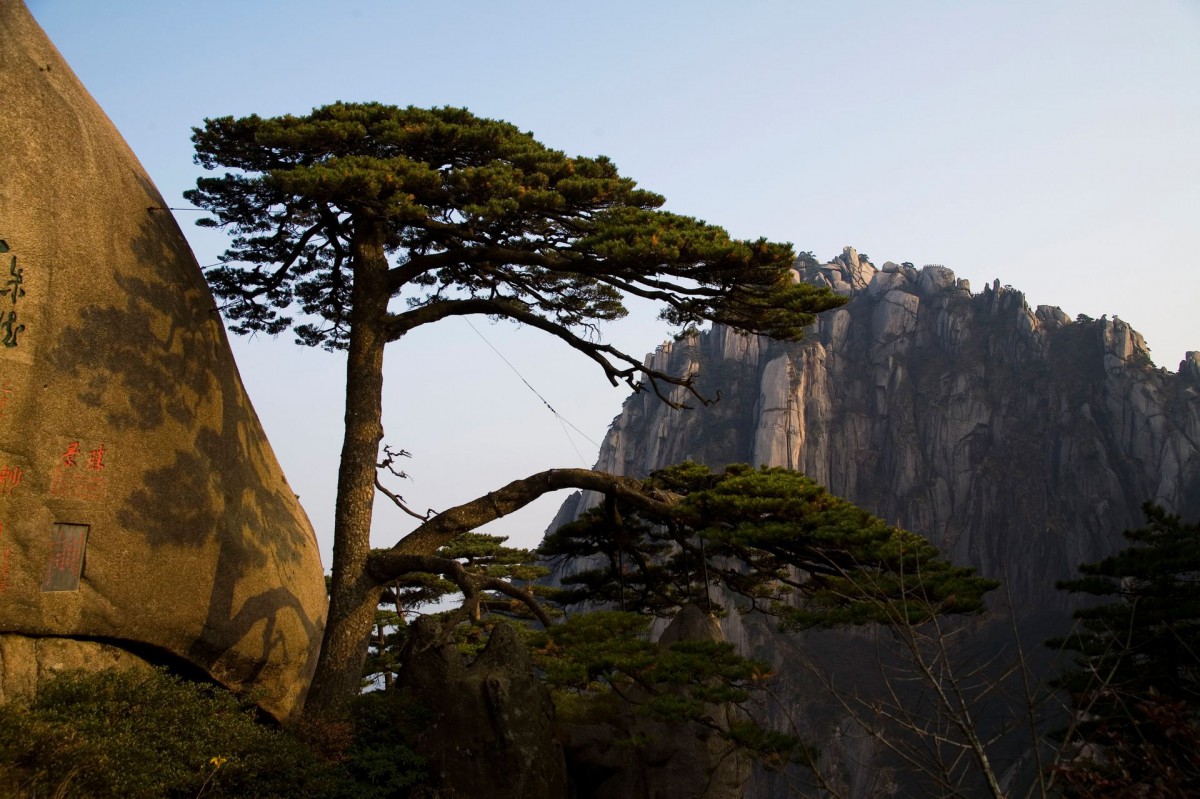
[562,604,749,799]
[0,633,151,704]
[398,619,567,799]
[548,246,1199,794]
[558,246,1200,611]
[0,0,326,722]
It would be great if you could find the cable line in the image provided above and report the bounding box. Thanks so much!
[462,317,601,464]
[556,414,591,467]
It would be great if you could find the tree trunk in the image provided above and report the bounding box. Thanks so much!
[304,221,390,720]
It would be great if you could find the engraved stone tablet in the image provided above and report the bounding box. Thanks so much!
[41,523,87,592]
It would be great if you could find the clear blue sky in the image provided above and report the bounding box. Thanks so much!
[28,1,1200,564]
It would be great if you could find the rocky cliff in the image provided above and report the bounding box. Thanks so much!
[554,247,1200,611]
[546,247,1200,795]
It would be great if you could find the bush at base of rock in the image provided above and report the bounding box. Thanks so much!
[0,668,425,799]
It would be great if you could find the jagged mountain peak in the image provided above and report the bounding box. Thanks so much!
[544,250,1199,798]
[558,250,1200,609]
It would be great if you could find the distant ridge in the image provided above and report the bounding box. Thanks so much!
[553,246,1199,606]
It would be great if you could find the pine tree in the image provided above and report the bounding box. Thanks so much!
[541,462,996,626]
[537,463,996,770]
[362,532,546,691]
[187,103,846,717]
[378,463,996,770]
[1050,503,1200,795]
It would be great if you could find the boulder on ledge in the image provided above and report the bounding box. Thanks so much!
[0,0,327,723]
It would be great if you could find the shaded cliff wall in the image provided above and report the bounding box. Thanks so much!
[546,247,1199,795]
[555,247,1200,612]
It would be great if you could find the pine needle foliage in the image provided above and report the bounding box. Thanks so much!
[362,532,550,689]
[529,610,815,766]
[530,464,994,770]
[0,668,422,799]
[540,463,996,627]
[1049,503,1200,795]
[186,102,842,353]
[358,464,993,771]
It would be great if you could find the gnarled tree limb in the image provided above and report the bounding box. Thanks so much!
[387,468,678,558]
[387,297,710,407]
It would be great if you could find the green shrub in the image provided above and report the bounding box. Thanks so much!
[330,691,427,799]
[0,667,423,798]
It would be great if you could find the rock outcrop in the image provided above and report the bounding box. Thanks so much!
[562,604,749,799]
[0,0,326,722]
[398,619,567,799]
[556,247,1200,611]
[547,246,1200,795]
[0,635,151,704]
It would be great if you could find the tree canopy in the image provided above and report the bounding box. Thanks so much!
[540,463,996,626]
[1050,504,1200,795]
[360,463,997,772]
[188,102,848,718]
[187,102,839,401]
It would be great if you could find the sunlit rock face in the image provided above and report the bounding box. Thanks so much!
[0,0,326,722]
[548,246,1199,795]
[557,246,1200,610]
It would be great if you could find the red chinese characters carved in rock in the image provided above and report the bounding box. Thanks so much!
[42,523,88,592]
[49,441,108,501]
[0,522,10,594]
[60,441,80,469]
[0,464,21,495]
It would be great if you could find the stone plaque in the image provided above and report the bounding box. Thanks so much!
[41,523,88,592]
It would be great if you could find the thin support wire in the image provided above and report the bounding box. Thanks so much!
[462,317,601,465]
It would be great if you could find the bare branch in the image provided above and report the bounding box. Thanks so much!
[386,297,713,407]
[373,445,435,521]
[377,444,412,479]
[388,468,678,559]
[364,551,552,627]
[374,475,435,522]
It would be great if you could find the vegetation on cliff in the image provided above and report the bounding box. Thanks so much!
[363,463,998,783]
[1049,504,1200,795]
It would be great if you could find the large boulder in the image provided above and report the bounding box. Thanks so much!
[398,618,567,799]
[561,605,750,799]
[0,0,327,722]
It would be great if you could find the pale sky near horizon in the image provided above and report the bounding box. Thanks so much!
[26,1,1200,566]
